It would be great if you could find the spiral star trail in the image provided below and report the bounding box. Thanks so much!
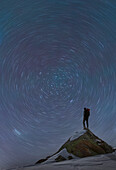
[0,0,116,169]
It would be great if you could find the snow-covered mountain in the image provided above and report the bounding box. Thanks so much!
[35,129,114,165]
[10,129,116,170]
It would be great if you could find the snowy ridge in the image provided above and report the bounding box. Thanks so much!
[42,148,77,164]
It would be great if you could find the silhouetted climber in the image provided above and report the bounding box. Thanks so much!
[83,108,90,129]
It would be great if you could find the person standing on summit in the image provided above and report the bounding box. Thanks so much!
[83,108,90,129]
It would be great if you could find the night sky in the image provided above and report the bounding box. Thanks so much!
[0,0,116,169]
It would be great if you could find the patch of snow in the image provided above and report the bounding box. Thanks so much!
[57,148,77,159]
[96,139,102,143]
[70,129,86,141]
[96,139,102,145]
[98,143,101,145]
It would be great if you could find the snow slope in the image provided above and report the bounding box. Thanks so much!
[12,151,116,170]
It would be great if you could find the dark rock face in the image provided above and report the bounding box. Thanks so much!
[59,129,113,158]
[55,155,66,162]
[68,156,73,160]
[35,158,47,164]
[35,129,114,164]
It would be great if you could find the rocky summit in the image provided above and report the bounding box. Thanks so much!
[35,129,114,164]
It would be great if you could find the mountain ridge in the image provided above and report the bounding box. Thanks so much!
[35,129,114,164]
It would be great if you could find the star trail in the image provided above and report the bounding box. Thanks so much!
[0,0,116,169]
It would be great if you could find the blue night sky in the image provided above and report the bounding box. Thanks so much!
[0,0,116,169]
